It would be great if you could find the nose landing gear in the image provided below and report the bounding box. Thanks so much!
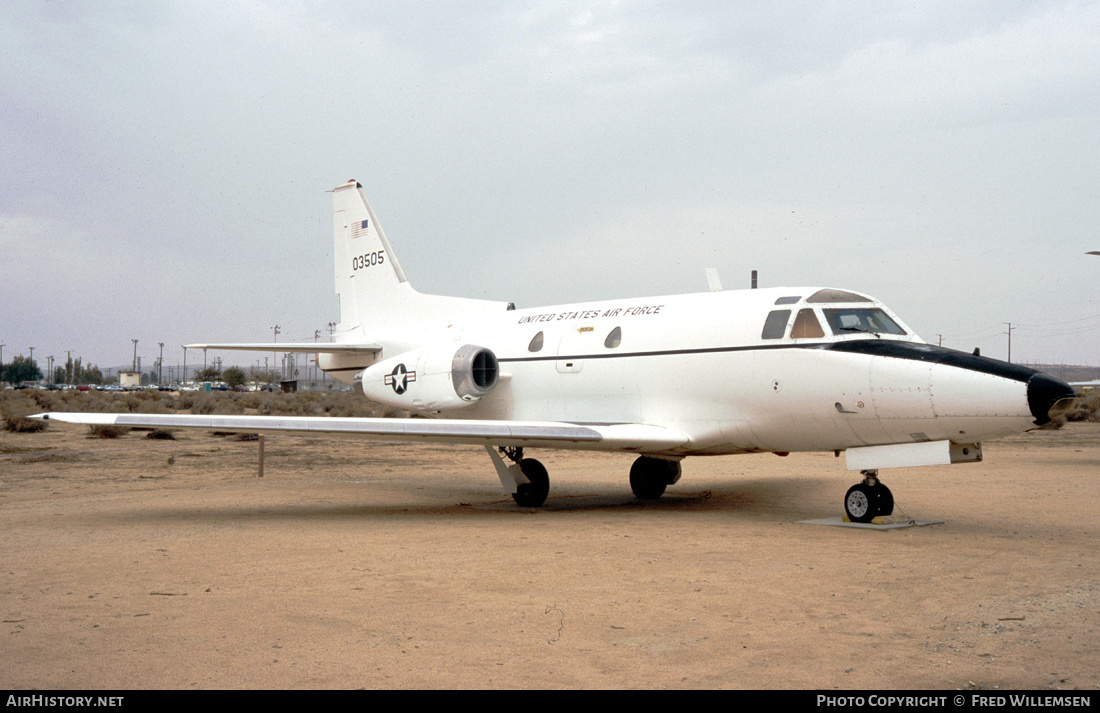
[844,469,894,523]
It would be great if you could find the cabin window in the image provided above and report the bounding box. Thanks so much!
[604,326,622,348]
[806,289,873,303]
[761,310,791,339]
[774,296,801,305]
[791,309,825,338]
[823,308,906,336]
[528,331,544,352]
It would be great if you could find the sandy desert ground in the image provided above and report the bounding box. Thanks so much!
[1,419,1097,689]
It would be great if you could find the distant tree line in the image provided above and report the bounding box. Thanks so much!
[1,356,42,384]
[1,356,105,385]
[53,357,104,385]
[2,356,277,388]
[190,365,275,389]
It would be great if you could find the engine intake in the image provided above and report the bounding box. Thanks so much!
[452,344,499,399]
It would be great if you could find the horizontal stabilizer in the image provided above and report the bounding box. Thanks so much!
[185,342,382,355]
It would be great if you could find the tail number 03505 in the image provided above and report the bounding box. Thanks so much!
[352,251,385,271]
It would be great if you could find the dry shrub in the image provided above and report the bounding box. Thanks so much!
[321,391,384,418]
[1038,391,1098,429]
[1,386,384,423]
[1039,415,1067,430]
[174,391,201,411]
[4,414,48,433]
[1065,391,1100,422]
[186,392,247,415]
[1,393,49,433]
[87,424,130,439]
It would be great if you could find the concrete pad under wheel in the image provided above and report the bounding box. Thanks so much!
[796,515,944,529]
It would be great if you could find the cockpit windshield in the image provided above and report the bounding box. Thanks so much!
[823,308,906,337]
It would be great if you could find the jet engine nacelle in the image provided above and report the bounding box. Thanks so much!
[354,344,499,413]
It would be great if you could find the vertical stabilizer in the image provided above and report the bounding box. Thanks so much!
[332,180,509,334]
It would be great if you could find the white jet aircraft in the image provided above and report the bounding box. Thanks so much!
[37,179,1077,522]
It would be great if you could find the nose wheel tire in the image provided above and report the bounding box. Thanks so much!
[844,482,893,523]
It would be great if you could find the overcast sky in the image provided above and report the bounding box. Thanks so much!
[2,0,1098,376]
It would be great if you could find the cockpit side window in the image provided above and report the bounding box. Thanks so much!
[761,310,791,339]
[823,308,906,336]
[790,308,825,338]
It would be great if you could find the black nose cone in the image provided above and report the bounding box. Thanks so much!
[1027,373,1077,425]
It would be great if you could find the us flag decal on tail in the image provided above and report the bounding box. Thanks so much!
[351,219,370,238]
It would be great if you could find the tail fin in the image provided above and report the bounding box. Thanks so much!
[332,179,509,335]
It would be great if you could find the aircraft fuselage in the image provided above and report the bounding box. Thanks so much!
[320,285,1065,458]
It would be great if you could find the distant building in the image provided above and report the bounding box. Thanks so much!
[119,370,141,388]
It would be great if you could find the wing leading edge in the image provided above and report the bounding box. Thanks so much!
[31,413,689,453]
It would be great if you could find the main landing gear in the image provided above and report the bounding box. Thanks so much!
[486,448,681,507]
[844,469,894,523]
[629,456,682,500]
[513,458,550,508]
[485,446,550,507]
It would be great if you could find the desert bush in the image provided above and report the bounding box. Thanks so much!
[3,414,48,433]
[1038,415,1066,430]
[87,424,130,438]
[321,391,384,418]
[1,393,48,432]
[1065,391,1100,422]
[187,392,247,415]
[1,387,386,421]
[30,390,60,410]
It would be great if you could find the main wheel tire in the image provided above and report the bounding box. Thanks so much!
[630,457,671,500]
[873,483,894,517]
[512,458,549,507]
[844,483,877,523]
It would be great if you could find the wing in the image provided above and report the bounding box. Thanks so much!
[32,413,689,453]
[184,342,382,355]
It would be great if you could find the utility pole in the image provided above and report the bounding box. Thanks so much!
[131,339,138,372]
[272,325,280,379]
[1004,322,1013,363]
[158,343,164,385]
[65,350,73,384]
